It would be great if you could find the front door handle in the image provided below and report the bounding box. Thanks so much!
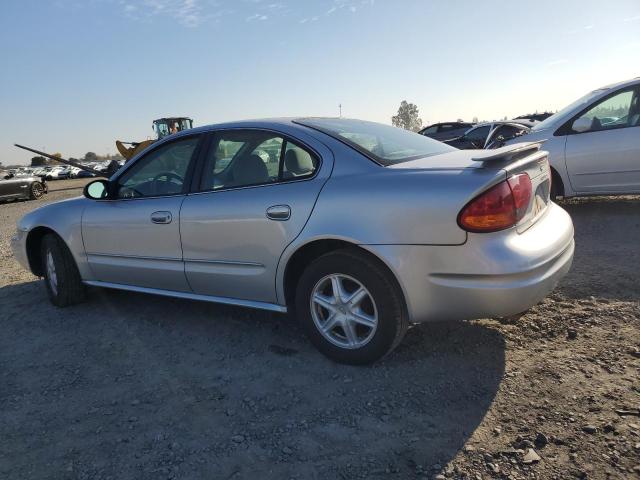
[266,205,291,221]
[151,211,172,224]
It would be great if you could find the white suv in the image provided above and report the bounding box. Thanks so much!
[506,77,640,198]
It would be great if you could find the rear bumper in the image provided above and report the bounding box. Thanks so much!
[424,238,573,320]
[364,202,574,323]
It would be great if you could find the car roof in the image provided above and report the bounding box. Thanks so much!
[596,76,640,92]
[427,121,473,126]
[169,118,299,136]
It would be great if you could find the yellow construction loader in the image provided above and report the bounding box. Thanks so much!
[116,117,194,161]
[15,117,195,178]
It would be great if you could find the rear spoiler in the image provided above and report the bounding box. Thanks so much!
[471,141,546,163]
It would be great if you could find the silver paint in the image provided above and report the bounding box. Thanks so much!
[12,118,574,324]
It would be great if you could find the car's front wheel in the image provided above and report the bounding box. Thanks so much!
[296,249,408,365]
[29,182,44,200]
[41,234,86,307]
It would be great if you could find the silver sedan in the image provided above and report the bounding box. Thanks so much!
[12,118,574,364]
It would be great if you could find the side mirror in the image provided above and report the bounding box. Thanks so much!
[572,117,592,133]
[83,179,110,200]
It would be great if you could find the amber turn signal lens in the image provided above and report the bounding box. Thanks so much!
[458,173,532,233]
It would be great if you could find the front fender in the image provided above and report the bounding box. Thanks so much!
[18,197,92,279]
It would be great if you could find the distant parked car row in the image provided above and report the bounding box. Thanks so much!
[443,121,533,149]
[420,120,535,149]
[417,122,474,141]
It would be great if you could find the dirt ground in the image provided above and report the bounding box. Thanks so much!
[1,179,638,480]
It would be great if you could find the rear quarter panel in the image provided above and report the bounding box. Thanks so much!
[297,167,504,246]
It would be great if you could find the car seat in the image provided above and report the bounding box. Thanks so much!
[231,154,269,186]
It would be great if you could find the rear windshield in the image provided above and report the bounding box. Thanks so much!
[295,118,456,165]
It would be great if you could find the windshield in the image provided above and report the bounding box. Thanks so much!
[295,118,455,165]
[532,88,608,131]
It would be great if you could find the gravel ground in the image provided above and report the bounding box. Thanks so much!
[1,179,638,480]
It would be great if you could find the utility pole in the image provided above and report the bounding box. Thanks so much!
[339,104,342,118]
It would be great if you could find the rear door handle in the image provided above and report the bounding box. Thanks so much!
[266,205,291,221]
[151,211,172,224]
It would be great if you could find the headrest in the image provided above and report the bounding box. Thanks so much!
[285,147,314,176]
[233,154,269,185]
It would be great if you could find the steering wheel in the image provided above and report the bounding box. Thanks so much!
[153,171,183,183]
[152,171,184,194]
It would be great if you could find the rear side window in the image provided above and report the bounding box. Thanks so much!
[496,125,521,139]
[199,130,318,191]
[421,125,439,134]
[296,118,455,165]
[465,125,490,143]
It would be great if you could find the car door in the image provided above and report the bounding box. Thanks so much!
[0,177,12,198]
[0,175,25,198]
[82,135,203,291]
[564,86,640,193]
[180,128,332,304]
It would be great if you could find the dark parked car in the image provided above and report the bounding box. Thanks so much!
[0,173,47,202]
[514,112,554,122]
[418,122,475,141]
[75,170,97,178]
[444,121,532,149]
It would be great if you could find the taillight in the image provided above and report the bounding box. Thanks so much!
[458,173,532,233]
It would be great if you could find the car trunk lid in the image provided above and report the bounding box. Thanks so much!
[389,142,552,235]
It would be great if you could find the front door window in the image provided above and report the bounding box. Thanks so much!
[575,89,638,132]
[117,137,199,198]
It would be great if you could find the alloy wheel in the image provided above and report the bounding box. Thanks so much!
[310,273,378,349]
[32,183,44,198]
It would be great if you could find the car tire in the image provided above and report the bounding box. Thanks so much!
[29,182,45,200]
[41,234,86,307]
[295,249,408,365]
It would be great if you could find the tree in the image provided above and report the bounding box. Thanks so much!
[31,156,48,167]
[84,152,98,162]
[391,100,423,132]
[50,153,62,165]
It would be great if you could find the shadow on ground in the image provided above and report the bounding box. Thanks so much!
[0,281,505,479]
[557,197,640,302]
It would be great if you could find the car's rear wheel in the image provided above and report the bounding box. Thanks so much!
[29,182,44,200]
[296,249,408,365]
[41,234,86,307]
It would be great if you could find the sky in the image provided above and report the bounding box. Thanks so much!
[1,0,639,165]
